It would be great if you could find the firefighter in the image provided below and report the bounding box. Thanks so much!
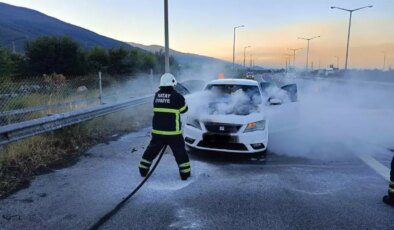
[383,156,394,206]
[139,73,191,180]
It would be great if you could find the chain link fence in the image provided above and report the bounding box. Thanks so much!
[99,72,158,104]
[0,72,159,126]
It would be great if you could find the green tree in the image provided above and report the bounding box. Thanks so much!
[154,50,180,74]
[25,36,87,75]
[87,46,109,72]
[0,47,27,78]
[107,47,129,75]
[140,53,157,72]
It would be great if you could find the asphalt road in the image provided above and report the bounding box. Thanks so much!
[0,127,393,229]
[0,129,394,229]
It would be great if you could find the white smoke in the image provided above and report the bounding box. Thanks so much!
[268,76,394,159]
[186,87,263,119]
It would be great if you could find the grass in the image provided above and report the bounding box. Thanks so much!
[0,104,152,198]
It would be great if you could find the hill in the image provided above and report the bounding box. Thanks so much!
[0,2,131,52]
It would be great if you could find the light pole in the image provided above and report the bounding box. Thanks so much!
[287,48,302,67]
[334,56,339,69]
[243,46,251,68]
[284,53,293,73]
[382,51,386,70]
[331,5,373,70]
[233,25,245,69]
[298,36,320,70]
[164,0,170,73]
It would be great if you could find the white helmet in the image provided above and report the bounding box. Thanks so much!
[160,73,177,87]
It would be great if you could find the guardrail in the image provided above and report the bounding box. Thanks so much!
[0,95,153,146]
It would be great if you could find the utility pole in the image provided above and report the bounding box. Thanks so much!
[250,53,252,68]
[287,48,302,67]
[243,46,251,69]
[331,5,373,70]
[232,25,245,69]
[164,0,170,73]
[298,36,320,70]
[12,41,16,53]
[382,52,386,70]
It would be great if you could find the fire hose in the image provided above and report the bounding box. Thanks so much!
[89,145,167,230]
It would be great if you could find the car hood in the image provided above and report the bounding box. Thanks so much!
[198,111,265,125]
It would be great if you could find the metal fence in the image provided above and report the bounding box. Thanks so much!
[0,72,159,126]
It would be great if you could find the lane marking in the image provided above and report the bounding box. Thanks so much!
[358,154,390,182]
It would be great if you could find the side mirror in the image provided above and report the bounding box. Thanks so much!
[268,97,282,105]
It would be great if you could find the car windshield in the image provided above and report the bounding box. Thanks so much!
[204,84,262,115]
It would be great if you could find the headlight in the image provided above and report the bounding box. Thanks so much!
[244,120,265,132]
[187,119,202,130]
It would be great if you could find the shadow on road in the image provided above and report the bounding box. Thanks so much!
[188,148,268,165]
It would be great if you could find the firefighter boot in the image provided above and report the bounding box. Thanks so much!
[139,158,152,177]
[179,162,191,180]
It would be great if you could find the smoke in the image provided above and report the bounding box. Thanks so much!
[186,87,263,118]
[268,75,394,159]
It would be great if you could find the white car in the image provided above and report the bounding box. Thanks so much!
[183,79,269,155]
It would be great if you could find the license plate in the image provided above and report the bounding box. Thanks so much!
[203,133,238,143]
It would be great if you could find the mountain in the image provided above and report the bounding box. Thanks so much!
[0,2,132,52]
[0,2,232,67]
[128,42,230,66]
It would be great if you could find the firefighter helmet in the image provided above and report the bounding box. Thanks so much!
[160,73,177,87]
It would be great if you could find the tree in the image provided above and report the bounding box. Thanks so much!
[140,53,157,72]
[154,50,180,74]
[107,47,129,75]
[25,36,87,75]
[87,46,109,72]
[0,47,27,78]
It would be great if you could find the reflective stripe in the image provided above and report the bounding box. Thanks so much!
[180,168,191,173]
[153,107,183,135]
[179,105,188,112]
[179,162,191,168]
[175,113,180,132]
[141,159,152,165]
[152,129,182,135]
[139,164,149,169]
[153,108,180,114]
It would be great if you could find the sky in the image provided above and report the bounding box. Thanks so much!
[3,0,394,69]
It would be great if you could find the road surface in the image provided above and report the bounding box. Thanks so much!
[0,127,393,229]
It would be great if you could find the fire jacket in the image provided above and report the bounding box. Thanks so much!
[152,87,188,135]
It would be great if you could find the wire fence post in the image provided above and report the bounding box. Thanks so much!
[98,71,103,104]
[150,69,154,92]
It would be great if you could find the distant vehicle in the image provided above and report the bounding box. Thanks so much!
[182,78,298,155]
[325,67,335,76]
[245,72,255,80]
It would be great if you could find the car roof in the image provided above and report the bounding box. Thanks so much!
[208,79,259,86]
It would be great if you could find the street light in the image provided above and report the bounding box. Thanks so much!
[284,53,293,73]
[287,48,302,67]
[164,0,170,73]
[331,5,373,70]
[243,46,251,68]
[233,25,245,68]
[298,36,320,70]
[382,51,386,70]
